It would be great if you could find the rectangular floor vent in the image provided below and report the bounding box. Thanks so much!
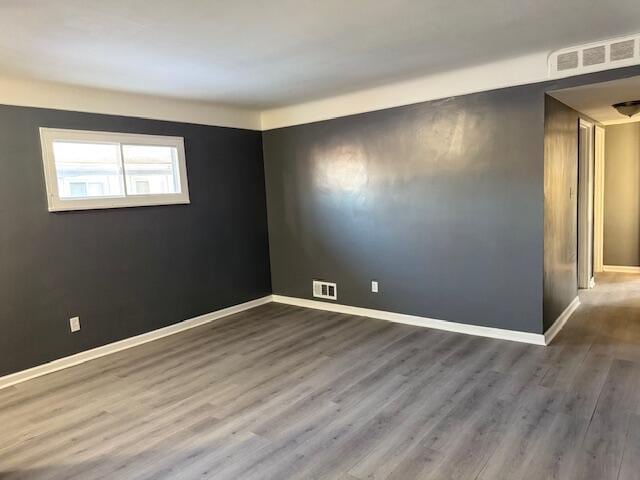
[549,34,639,79]
[313,280,337,300]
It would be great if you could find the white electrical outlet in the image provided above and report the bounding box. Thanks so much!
[371,281,379,293]
[69,316,81,332]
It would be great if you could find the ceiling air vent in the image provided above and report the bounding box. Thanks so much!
[583,46,606,66]
[549,34,640,79]
[557,51,579,71]
[611,40,635,61]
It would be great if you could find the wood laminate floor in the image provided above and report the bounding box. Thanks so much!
[2,273,640,479]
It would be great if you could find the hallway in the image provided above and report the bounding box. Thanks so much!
[549,272,640,479]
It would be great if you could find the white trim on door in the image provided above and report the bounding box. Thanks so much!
[594,125,606,273]
[578,119,595,289]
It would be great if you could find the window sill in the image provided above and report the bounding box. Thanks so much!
[47,194,191,212]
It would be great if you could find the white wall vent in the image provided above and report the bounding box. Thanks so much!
[312,280,337,300]
[549,33,640,79]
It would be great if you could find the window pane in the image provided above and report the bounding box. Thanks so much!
[69,182,87,197]
[52,141,124,199]
[122,145,181,196]
[135,181,150,194]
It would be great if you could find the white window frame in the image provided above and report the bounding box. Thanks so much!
[39,128,190,212]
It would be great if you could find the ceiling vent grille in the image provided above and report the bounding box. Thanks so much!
[549,34,640,79]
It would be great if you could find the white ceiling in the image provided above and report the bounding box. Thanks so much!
[1,0,640,109]
[550,76,640,124]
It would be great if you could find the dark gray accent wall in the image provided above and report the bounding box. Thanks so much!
[604,122,640,267]
[0,104,271,377]
[543,96,579,331]
[264,85,545,334]
[262,66,640,337]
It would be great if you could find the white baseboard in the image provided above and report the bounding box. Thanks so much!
[544,296,580,345]
[0,295,272,390]
[272,295,546,346]
[603,265,640,274]
[2,291,567,391]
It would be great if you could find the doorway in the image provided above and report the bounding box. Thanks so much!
[577,120,606,289]
[544,75,640,332]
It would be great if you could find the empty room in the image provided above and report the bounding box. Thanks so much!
[2,1,640,479]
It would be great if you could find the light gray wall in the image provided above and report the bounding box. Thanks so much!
[543,96,579,330]
[604,122,640,267]
[264,85,545,334]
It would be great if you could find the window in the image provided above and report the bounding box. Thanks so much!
[39,128,190,211]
